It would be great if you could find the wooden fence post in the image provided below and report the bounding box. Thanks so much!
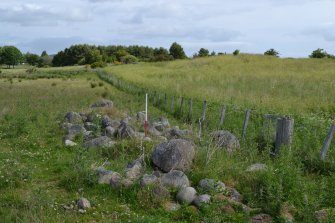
[275,116,294,155]
[320,124,335,160]
[201,100,207,122]
[157,93,161,106]
[241,109,251,140]
[153,91,156,105]
[164,93,168,109]
[220,105,226,126]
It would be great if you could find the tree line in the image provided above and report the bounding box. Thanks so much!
[0,44,334,69]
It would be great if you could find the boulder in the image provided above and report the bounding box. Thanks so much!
[84,136,115,149]
[90,99,113,108]
[251,214,273,223]
[166,127,191,139]
[228,187,242,202]
[136,111,146,123]
[151,122,165,132]
[110,172,123,189]
[140,174,159,187]
[160,170,190,189]
[176,187,197,205]
[198,179,226,193]
[149,125,162,136]
[246,163,267,172]
[125,159,142,180]
[83,131,95,141]
[84,122,97,131]
[104,126,116,138]
[152,184,170,199]
[101,115,113,128]
[66,124,85,140]
[64,111,82,124]
[117,122,136,139]
[211,130,240,152]
[77,198,91,209]
[97,167,116,184]
[193,194,211,208]
[151,139,195,172]
[159,117,170,128]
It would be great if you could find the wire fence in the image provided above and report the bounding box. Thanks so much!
[96,69,335,162]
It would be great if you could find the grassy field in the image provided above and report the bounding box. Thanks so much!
[1,64,335,222]
[106,55,335,116]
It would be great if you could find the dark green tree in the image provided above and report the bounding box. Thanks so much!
[169,42,187,59]
[198,48,209,57]
[41,50,48,57]
[233,49,240,56]
[309,48,329,58]
[25,52,40,66]
[152,47,172,61]
[264,49,279,57]
[0,46,22,68]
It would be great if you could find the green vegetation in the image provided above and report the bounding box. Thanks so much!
[106,55,335,116]
[264,49,279,57]
[0,46,23,68]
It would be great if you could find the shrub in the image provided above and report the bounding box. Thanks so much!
[90,82,97,88]
[120,55,138,64]
[26,67,37,74]
[309,48,334,59]
[90,61,106,69]
[264,49,279,57]
[233,49,240,56]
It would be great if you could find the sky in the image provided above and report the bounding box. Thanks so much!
[0,0,334,57]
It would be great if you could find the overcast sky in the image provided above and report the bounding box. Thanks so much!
[0,0,334,57]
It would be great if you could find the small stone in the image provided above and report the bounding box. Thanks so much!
[246,163,267,172]
[125,159,142,180]
[193,194,211,208]
[198,178,215,192]
[211,130,240,152]
[77,198,91,210]
[84,136,115,149]
[65,139,77,147]
[176,187,197,205]
[110,172,122,189]
[251,214,273,223]
[140,174,159,187]
[163,201,181,212]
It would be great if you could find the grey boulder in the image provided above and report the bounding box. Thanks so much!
[193,194,211,208]
[211,130,240,152]
[84,136,115,149]
[151,139,195,172]
[91,99,113,108]
[64,111,83,124]
[125,159,142,180]
[117,122,136,139]
[77,198,91,209]
[176,187,197,204]
[160,170,190,189]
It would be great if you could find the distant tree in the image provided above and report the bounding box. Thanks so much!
[0,46,22,68]
[309,48,329,58]
[264,48,279,57]
[233,49,240,56]
[115,49,129,61]
[25,52,40,66]
[198,48,209,57]
[210,51,216,56]
[152,47,172,61]
[41,50,48,57]
[169,42,187,59]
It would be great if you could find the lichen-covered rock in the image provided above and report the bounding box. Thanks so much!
[83,136,115,149]
[166,127,191,139]
[125,159,142,180]
[84,122,97,131]
[140,174,159,187]
[101,115,113,128]
[117,122,136,139]
[176,187,197,204]
[193,194,211,208]
[91,99,113,108]
[64,111,82,124]
[104,126,116,138]
[211,130,240,152]
[97,167,116,184]
[77,198,91,209]
[65,124,85,140]
[160,170,190,189]
[198,179,226,193]
[151,139,195,172]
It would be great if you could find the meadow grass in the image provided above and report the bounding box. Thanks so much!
[1,67,335,222]
[106,55,335,116]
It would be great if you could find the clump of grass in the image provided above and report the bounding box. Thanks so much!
[91,82,97,88]
[101,91,108,98]
[99,82,104,87]
[51,82,57,86]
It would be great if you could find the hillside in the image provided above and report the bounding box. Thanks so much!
[106,55,335,116]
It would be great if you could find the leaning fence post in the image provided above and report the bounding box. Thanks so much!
[275,116,294,155]
[201,100,207,122]
[320,124,335,160]
[241,109,251,140]
[220,105,226,126]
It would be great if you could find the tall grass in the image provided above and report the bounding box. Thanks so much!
[106,55,335,116]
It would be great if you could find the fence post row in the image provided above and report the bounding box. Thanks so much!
[275,116,294,155]
[320,124,335,160]
[241,109,251,140]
